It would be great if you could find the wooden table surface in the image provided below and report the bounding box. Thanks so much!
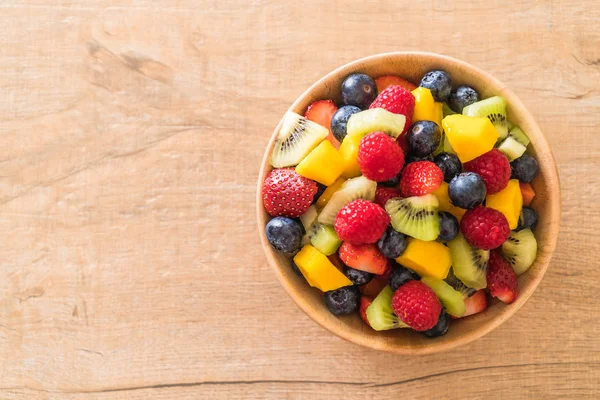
[0,1,598,399]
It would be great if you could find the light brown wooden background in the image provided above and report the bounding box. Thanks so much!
[0,1,598,399]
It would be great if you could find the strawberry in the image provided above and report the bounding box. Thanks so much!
[452,290,488,319]
[262,168,317,217]
[335,199,390,244]
[374,186,402,208]
[357,132,405,182]
[391,280,442,331]
[377,262,393,281]
[359,278,387,298]
[339,242,388,274]
[375,75,418,93]
[359,296,373,327]
[400,161,444,196]
[486,251,518,304]
[305,100,340,148]
[369,85,415,135]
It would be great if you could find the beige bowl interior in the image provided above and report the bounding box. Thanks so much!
[256,52,561,355]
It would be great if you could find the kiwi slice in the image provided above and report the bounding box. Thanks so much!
[308,223,342,256]
[385,194,440,241]
[318,176,376,225]
[271,112,329,168]
[508,126,531,147]
[365,286,408,331]
[445,269,476,298]
[497,136,527,161]
[502,229,537,275]
[443,103,457,117]
[462,96,509,139]
[346,108,406,139]
[299,205,318,231]
[447,233,489,290]
[421,276,466,317]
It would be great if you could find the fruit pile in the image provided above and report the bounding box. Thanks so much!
[262,70,539,338]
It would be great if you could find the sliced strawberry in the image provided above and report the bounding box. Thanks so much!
[375,75,418,93]
[359,278,387,298]
[454,290,488,318]
[339,242,388,274]
[359,296,373,327]
[377,262,393,281]
[305,100,340,148]
[487,251,518,304]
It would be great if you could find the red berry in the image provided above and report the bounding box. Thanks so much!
[461,206,510,250]
[400,161,444,197]
[391,280,442,331]
[464,149,511,194]
[369,85,415,135]
[262,168,317,217]
[487,251,518,304]
[375,75,418,93]
[305,99,339,147]
[357,132,405,182]
[396,133,409,154]
[359,296,373,327]
[456,289,488,318]
[338,242,388,275]
[334,199,390,244]
[374,186,402,208]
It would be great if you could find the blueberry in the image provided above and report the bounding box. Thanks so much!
[341,73,377,109]
[511,154,539,183]
[420,70,452,102]
[449,85,480,113]
[324,286,360,316]
[377,227,408,259]
[344,266,373,286]
[389,264,420,291]
[406,121,442,156]
[404,153,434,165]
[423,310,450,338]
[434,152,462,183]
[291,261,306,280]
[517,207,538,231]
[331,105,361,141]
[437,212,459,242]
[448,172,487,209]
[313,183,327,204]
[265,217,303,254]
[381,171,402,187]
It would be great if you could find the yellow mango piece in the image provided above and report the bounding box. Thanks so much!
[486,179,523,229]
[396,238,451,280]
[296,140,344,186]
[432,182,466,222]
[338,134,363,178]
[316,177,346,209]
[442,114,499,163]
[293,245,353,291]
[411,87,443,126]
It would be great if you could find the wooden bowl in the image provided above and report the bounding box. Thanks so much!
[256,52,560,355]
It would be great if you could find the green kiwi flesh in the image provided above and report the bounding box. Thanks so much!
[421,276,466,317]
[447,233,489,290]
[365,286,408,331]
[346,108,406,139]
[462,96,508,139]
[385,194,440,241]
[308,223,341,256]
[318,176,376,225]
[445,269,477,298]
[501,229,538,275]
[271,112,329,168]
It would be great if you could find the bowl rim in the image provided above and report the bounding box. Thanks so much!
[256,51,561,355]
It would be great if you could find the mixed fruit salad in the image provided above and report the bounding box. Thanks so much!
[262,69,539,338]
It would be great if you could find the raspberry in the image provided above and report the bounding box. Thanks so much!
[464,149,511,194]
[391,280,442,331]
[369,85,415,135]
[262,168,317,217]
[374,186,402,208]
[487,251,518,304]
[461,206,510,250]
[357,132,404,182]
[334,199,390,244]
[400,161,443,197]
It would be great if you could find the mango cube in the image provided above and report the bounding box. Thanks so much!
[442,114,499,163]
[316,177,346,209]
[296,140,344,186]
[432,181,467,222]
[486,179,523,229]
[293,245,352,291]
[396,238,451,280]
[412,87,443,127]
[338,134,363,178]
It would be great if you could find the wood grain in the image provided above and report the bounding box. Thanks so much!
[0,0,597,399]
